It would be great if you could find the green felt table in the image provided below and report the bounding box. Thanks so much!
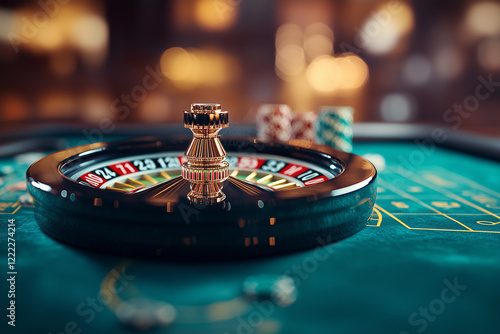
[1,137,499,334]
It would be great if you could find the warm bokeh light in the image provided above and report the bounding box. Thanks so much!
[303,23,334,63]
[31,22,65,51]
[306,54,368,93]
[465,2,500,37]
[276,20,368,98]
[276,24,303,49]
[161,47,196,82]
[275,24,307,80]
[336,54,369,89]
[70,14,108,52]
[195,48,239,86]
[306,55,342,93]
[275,44,306,80]
[304,23,334,41]
[304,34,333,62]
[0,1,108,67]
[361,1,414,55]
[160,47,238,89]
[194,0,238,31]
[1,0,498,129]
[384,2,414,35]
[276,23,334,81]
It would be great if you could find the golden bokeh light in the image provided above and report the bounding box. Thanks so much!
[194,48,239,86]
[306,55,342,93]
[275,44,306,80]
[1,1,108,66]
[336,54,369,89]
[275,24,313,80]
[465,2,500,37]
[306,54,369,93]
[276,21,368,94]
[194,0,238,31]
[304,34,333,62]
[160,47,238,89]
[383,1,414,35]
[275,24,303,49]
[304,23,334,41]
[161,47,197,82]
[70,14,108,52]
[31,22,65,51]
[360,1,414,55]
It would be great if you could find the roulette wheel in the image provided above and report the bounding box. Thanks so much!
[26,103,377,260]
[2,112,500,334]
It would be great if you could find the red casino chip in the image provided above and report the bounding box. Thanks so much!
[291,111,317,141]
[256,104,292,142]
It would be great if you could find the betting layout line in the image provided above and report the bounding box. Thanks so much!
[433,166,500,199]
[375,204,500,234]
[388,213,493,216]
[398,168,500,221]
[378,178,473,231]
[374,204,411,229]
[409,228,500,234]
[0,203,21,215]
[366,206,382,227]
[375,195,469,200]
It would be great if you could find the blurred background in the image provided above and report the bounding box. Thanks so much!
[0,0,499,133]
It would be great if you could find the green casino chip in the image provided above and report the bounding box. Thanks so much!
[315,106,354,152]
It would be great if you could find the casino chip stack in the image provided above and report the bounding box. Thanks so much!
[256,104,292,142]
[315,106,354,152]
[291,111,317,141]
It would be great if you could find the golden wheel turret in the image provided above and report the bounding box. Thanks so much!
[181,103,230,204]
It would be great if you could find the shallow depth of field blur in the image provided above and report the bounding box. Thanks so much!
[0,0,499,133]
